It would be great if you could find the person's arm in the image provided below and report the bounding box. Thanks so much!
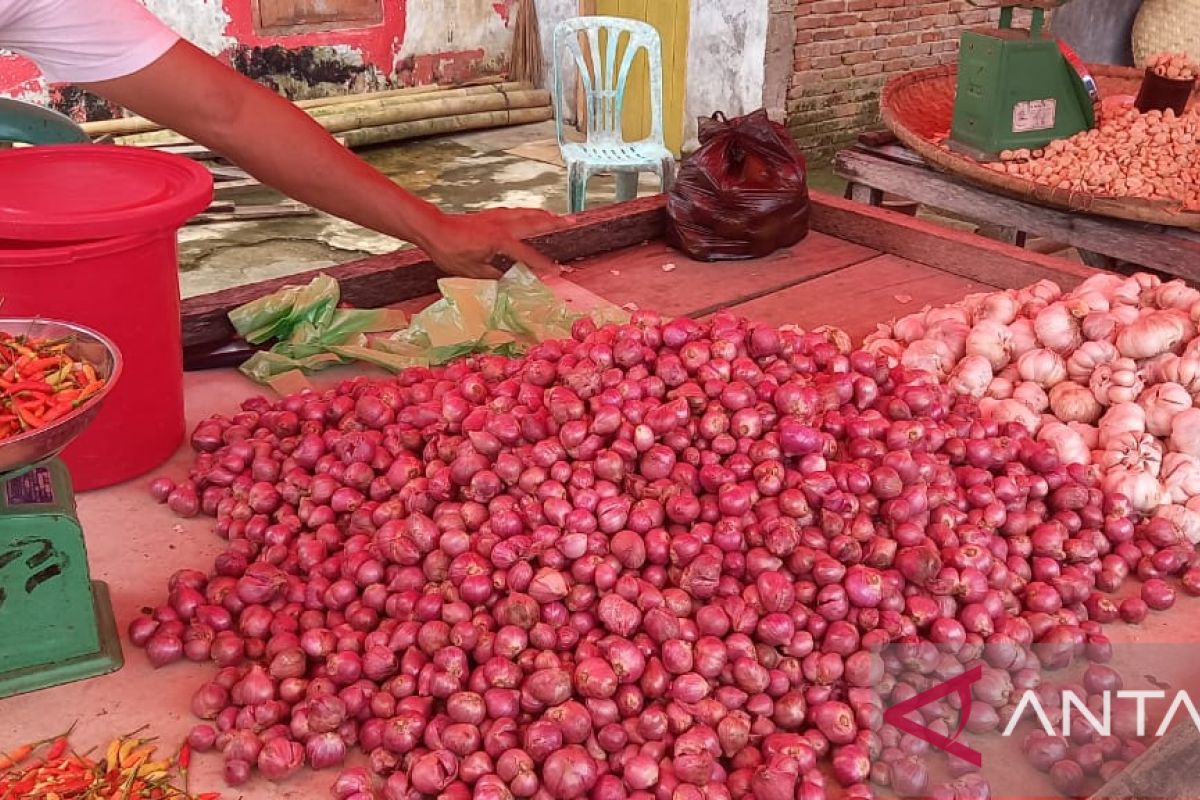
[81,41,559,278]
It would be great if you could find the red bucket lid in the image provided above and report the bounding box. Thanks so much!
[0,144,213,241]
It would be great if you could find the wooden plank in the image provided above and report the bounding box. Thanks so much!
[181,195,668,351]
[567,232,878,317]
[188,204,315,225]
[212,179,262,192]
[208,165,253,181]
[808,191,1097,291]
[834,148,1200,277]
[720,255,993,342]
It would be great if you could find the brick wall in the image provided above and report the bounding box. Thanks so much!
[787,0,1002,164]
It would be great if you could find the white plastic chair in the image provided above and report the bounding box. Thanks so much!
[553,16,676,213]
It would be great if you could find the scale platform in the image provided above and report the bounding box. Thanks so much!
[0,319,125,698]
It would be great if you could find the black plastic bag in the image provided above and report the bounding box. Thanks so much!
[666,109,811,261]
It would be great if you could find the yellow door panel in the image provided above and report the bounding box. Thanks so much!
[592,0,688,156]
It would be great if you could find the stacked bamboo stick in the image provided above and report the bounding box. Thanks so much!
[81,79,553,150]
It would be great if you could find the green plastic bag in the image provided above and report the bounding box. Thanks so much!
[229,266,628,390]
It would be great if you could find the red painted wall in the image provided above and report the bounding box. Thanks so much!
[0,0,515,112]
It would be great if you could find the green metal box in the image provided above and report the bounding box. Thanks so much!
[950,11,1095,160]
[0,459,122,698]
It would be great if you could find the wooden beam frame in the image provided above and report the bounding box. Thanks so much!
[180,190,1096,358]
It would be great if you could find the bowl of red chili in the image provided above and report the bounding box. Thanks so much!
[0,318,122,475]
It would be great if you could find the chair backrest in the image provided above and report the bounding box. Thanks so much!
[0,98,90,146]
[553,16,664,147]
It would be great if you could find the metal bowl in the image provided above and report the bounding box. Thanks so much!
[0,318,122,475]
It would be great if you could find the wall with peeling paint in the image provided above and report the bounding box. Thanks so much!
[0,0,576,120]
[683,0,769,151]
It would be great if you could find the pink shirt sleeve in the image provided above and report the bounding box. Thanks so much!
[0,0,181,84]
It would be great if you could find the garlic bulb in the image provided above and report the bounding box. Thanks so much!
[1069,290,1111,315]
[1098,402,1147,449]
[925,306,971,328]
[1080,312,1120,343]
[1013,382,1049,413]
[947,355,993,399]
[1159,354,1200,398]
[979,398,1040,435]
[1139,382,1192,438]
[1161,453,1200,503]
[1148,280,1200,311]
[864,337,904,368]
[1089,358,1144,406]
[1016,349,1067,388]
[972,292,1019,325]
[1037,422,1091,465]
[1112,305,1140,326]
[1102,467,1164,513]
[1169,407,1200,458]
[1008,319,1038,359]
[1154,503,1200,545]
[892,313,927,344]
[1075,273,1124,297]
[1115,310,1192,359]
[1048,382,1101,424]
[1069,422,1099,450]
[900,339,954,379]
[1139,353,1179,386]
[1034,303,1083,353]
[1185,337,1200,358]
[926,319,970,362]
[986,376,1015,400]
[965,321,1014,371]
[1019,279,1063,305]
[1066,341,1119,384]
[1133,272,1164,292]
[1095,431,1164,477]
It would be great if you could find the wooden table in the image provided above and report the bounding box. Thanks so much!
[834,142,1200,279]
[7,193,1194,800]
[178,190,1096,365]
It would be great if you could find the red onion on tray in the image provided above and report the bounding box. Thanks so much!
[131,310,1188,797]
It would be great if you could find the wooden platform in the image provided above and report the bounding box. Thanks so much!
[3,194,1193,799]
[180,190,1094,367]
[834,141,1200,278]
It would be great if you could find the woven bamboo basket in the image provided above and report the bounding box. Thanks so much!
[880,63,1200,229]
[1132,0,1200,67]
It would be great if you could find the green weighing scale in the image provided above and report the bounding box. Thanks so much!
[0,319,123,699]
[949,0,1099,160]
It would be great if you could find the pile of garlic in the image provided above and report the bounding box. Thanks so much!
[1149,51,1198,82]
[864,272,1200,542]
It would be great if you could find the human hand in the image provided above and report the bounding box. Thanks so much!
[421,207,563,279]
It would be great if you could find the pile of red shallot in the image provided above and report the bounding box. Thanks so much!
[134,310,1199,800]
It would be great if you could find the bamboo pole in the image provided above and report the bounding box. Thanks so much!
[339,106,553,149]
[113,84,542,146]
[295,75,505,109]
[81,76,512,137]
[306,82,529,118]
[313,89,550,135]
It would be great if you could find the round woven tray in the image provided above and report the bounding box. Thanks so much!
[879,63,1200,230]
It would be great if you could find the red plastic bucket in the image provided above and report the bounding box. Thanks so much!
[0,145,213,490]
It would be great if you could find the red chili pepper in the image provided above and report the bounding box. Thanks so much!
[5,380,54,394]
[44,736,68,762]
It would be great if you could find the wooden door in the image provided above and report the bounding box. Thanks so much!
[592,0,689,156]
